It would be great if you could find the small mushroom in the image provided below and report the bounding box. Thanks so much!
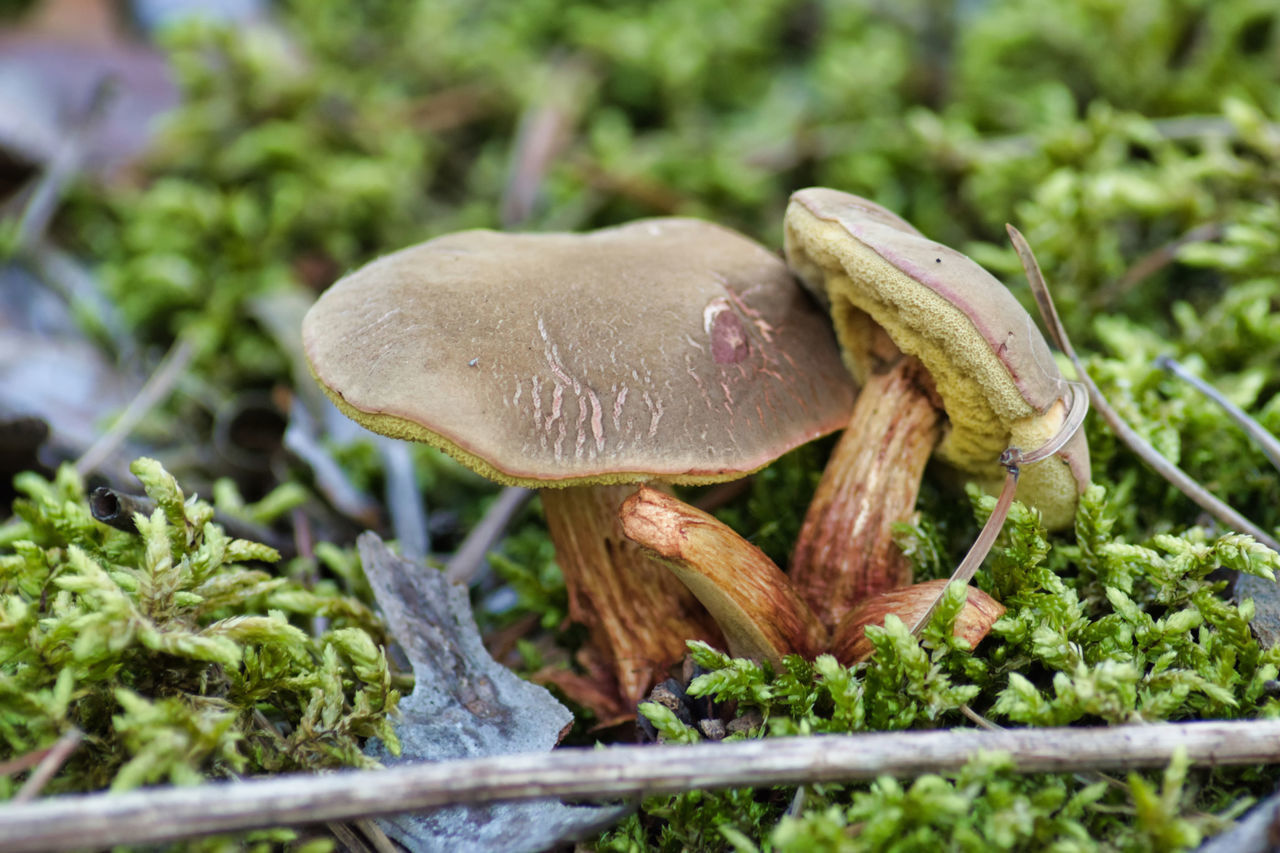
[828,578,1006,665]
[303,218,855,718]
[783,188,1090,628]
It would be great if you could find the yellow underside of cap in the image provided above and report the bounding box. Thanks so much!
[789,212,1081,530]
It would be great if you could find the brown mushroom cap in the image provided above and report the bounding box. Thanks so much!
[304,218,856,487]
[784,188,1089,529]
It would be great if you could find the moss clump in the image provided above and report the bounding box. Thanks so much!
[763,750,1212,853]
[0,459,398,796]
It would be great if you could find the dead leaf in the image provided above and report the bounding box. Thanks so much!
[358,533,627,852]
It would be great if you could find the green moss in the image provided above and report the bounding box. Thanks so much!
[0,460,398,796]
[761,751,1213,853]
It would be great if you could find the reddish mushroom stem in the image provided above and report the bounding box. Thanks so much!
[540,484,723,710]
[790,356,942,629]
[619,486,828,666]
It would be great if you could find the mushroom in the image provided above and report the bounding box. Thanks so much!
[828,579,1006,665]
[782,188,1091,629]
[302,218,855,719]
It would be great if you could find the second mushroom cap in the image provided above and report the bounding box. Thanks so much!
[784,187,1090,529]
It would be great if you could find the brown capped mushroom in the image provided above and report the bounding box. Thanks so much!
[783,188,1090,628]
[303,218,855,719]
[828,579,1006,665]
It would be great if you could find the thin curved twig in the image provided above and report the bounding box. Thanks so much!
[1156,355,1280,474]
[910,464,1019,636]
[1006,224,1280,553]
[910,380,1091,636]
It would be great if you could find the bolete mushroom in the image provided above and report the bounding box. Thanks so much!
[828,578,1006,665]
[783,188,1091,628]
[302,218,855,718]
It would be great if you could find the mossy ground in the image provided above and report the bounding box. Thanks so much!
[3,0,1280,850]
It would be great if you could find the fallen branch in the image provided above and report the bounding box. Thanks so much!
[4,719,1280,852]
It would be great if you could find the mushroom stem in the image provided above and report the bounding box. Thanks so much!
[790,356,942,628]
[540,484,723,708]
[619,486,828,666]
[831,578,1005,665]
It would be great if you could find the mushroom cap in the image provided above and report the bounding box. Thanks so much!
[783,187,1090,529]
[304,218,856,488]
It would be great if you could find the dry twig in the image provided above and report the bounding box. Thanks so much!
[4,720,1280,852]
[444,485,534,585]
[1156,354,1280,474]
[74,337,194,477]
[1007,225,1280,553]
[11,729,82,803]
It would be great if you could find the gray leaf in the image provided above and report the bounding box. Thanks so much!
[358,533,628,852]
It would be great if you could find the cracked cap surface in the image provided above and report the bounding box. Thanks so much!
[784,187,1090,529]
[304,218,856,487]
